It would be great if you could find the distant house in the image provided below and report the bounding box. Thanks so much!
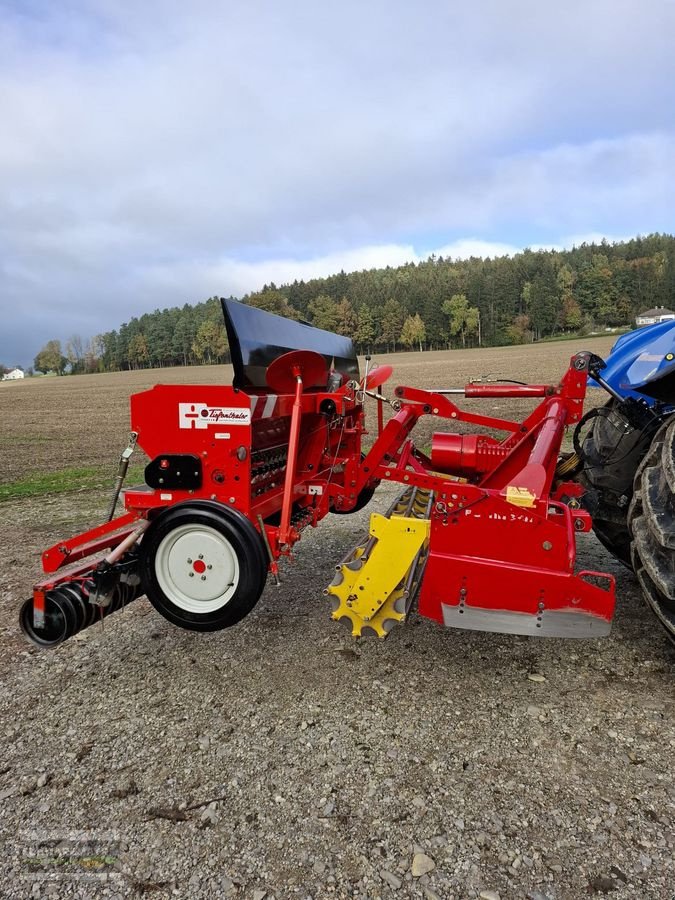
[2,368,24,381]
[635,307,675,327]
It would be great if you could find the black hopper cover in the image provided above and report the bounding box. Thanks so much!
[221,298,359,391]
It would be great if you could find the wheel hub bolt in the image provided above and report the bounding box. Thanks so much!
[189,572,194,578]
[201,575,206,581]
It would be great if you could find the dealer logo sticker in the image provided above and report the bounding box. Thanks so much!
[179,403,251,429]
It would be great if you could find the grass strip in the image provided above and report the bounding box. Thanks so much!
[0,465,146,503]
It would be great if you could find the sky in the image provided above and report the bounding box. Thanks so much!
[1,0,674,367]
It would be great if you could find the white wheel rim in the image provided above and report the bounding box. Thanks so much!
[154,524,240,614]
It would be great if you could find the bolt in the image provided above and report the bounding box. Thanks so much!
[187,558,192,563]
[542,541,553,551]
[189,572,194,578]
[201,575,206,581]
[207,564,212,570]
[198,554,204,560]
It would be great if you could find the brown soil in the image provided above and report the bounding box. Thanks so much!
[1,335,672,899]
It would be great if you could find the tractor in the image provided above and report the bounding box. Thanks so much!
[19,300,675,648]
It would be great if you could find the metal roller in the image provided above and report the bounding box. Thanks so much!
[20,576,142,649]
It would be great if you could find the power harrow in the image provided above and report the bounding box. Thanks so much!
[20,301,675,648]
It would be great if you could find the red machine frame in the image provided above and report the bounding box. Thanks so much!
[32,348,615,639]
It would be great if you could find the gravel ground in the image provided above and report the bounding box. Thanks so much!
[0,484,673,900]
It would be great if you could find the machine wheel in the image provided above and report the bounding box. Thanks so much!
[141,501,268,632]
[628,418,675,645]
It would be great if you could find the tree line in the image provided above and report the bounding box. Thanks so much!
[31,233,675,374]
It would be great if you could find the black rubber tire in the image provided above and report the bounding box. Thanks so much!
[140,501,268,632]
[593,521,632,569]
[579,399,658,568]
[627,418,675,645]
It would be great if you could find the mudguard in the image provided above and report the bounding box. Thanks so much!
[590,321,675,407]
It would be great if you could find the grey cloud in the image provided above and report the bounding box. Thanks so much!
[0,1,674,365]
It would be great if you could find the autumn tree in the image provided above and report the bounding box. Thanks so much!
[192,320,228,364]
[127,333,149,369]
[400,313,426,351]
[65,334,85,373]
[507,314,533,344]
[442,294,480,348]
[84,336,103,373]
[556,264,582,331]
[246,287,300,320]
[34,340,67,375]
[335,297,357,336]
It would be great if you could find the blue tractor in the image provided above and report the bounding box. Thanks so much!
[574,321,675,643]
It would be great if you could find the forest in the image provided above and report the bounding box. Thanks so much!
[31,233,675,374]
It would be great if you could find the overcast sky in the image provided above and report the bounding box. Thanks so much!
[1,0,674,367]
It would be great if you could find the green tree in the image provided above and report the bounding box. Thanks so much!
[34,340,67,375]
[308,294,340,332]
[172,311,197,366]
[529,271,558,338]
[399,313,426,351]
[246,288,300,319]
[354,304,375,352]
[378,299,405,351]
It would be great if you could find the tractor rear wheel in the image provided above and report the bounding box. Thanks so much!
[628,418,675,645]
[141,501,268,632]
[578,401,652,566]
